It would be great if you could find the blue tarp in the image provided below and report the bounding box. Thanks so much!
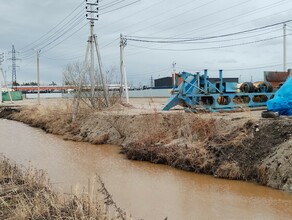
[267,77,292,116]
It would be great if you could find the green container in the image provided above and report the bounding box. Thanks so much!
[2,91,23,101]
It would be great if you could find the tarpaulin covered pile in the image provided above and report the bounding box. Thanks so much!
[267,77,292,116]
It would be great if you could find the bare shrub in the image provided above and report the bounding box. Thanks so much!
[64,62,123,121]
[106,110,128,139]
[166,144,214,172]
[138,113,167,146]
[190,116,217,142]
[215,161,242,179]
[0,156,131,220]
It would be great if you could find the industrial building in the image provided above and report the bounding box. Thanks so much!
[154,75,239,89]
[154,77,173,89]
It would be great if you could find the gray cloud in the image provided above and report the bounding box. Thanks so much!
[1,0,292,86]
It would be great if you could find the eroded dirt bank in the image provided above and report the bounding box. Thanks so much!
[0,103,291,192]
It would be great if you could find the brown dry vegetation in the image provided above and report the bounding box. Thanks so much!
[0,103,292,192]
[0,156,130,220]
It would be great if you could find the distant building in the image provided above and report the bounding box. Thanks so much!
[154,77,172,88]
[154,76,239,89]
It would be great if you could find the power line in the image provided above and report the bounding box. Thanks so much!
[100,37,120,49]
[177,61,292,72]
[126,0,290,44]
[100,0,141,15]
[99,0,127,10]
[127,34,292,51]
[42,22,88,53]
[199,6,292,40]
[40,16,86,51]
[21,10,85,55]
[43,54,84,61]
[128,27,281,44]
[176,0,291,38]
[121,1,292,58]
[128,0,216,35]
[126,19,292,43]
[97,0,166,32]
[126,0,202,35]
[127,67,172,77]
[20,0,84,52]
[20,0,128,55]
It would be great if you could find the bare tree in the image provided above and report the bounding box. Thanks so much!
[63,62,121,121]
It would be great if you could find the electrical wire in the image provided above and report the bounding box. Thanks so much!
[125,19,292,43]
[97,0,166,32]
[223,62,292,71]
[100,37,120,49]
[177,0,291,38]
[21,0,134,60]
[198,6,292,40]
[177,61,292,72]
[126,0,290,42]
[115,0,200,36]
[40,17,86,50]
[99,0,127,10]
[42,22,88,53]
[127,27,281,45]
[127,33,291,51]
[127,0,216,35]
[127,67,172,77]
[121,0,292,58]
[21,9,85,55]
[100,0,141,15]
[43,54,84,61]
[20,0,84,52]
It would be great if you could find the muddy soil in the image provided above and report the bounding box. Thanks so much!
[0,104,291,192]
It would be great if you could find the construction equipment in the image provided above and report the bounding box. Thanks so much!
[163,70,274,112]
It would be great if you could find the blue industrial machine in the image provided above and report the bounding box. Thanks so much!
[163,70,274,111]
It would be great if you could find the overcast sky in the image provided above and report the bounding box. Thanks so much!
[1,0,292,86]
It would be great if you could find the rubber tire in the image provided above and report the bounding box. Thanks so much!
[257,82,273,92]
[261,111,279,118]
[240,82,255,93]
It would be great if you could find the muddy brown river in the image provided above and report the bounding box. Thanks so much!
[1,119,292,220]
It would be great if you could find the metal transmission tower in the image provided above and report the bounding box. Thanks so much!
[73,0,109,121]
[0,53,13,103]
[8,45,20,89]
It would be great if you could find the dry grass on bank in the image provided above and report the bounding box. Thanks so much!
[0,156,130,220]
[2,102,292,189]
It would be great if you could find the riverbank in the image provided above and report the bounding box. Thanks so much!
[0,156,128,219]
[0,98,291,192]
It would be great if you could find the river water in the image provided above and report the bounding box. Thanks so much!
[1,119,292,220]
